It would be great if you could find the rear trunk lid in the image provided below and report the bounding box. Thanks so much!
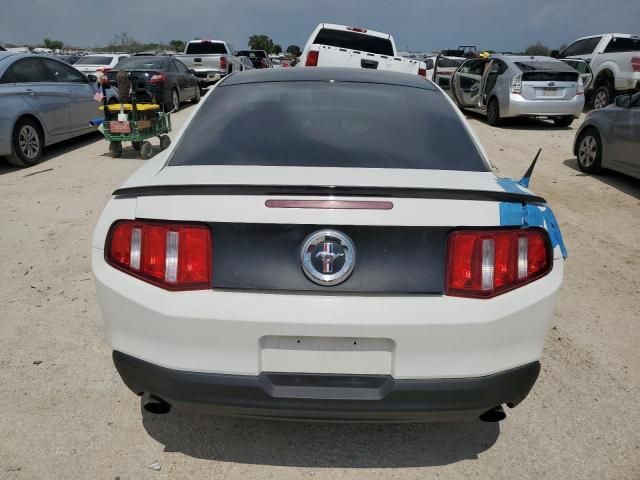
[515,60,580,101]
[313,45,424,75]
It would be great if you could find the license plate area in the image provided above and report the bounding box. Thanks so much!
[540,87,559,97]
[260,336,395,375]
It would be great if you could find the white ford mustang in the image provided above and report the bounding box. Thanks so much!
[92,68,566,422]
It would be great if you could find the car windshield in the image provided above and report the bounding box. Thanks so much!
[115,57,168,69]
[313,29,395,56]
[75,55,113,65]
[185,42,227,55]
[169,81,487,171]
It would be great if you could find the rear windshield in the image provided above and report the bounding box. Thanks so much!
[169,81,487,171]
[604,36,640,53]
[237,50,267,59]
[185,42,227,55]
[516,61,578,81]
[75,55,113,65]
[115,57,168,69]
[437,57,463,68]
[313,28,395,56]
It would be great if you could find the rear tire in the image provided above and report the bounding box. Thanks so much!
[109,141,122,158]
[191,85,201,104]
[592,85,612,110]
[486,97,502,126]
[576,128,602,174]
[140,141,153,159]
[7,117,44,168]
[166,89,180,112]
[554,116,574,128]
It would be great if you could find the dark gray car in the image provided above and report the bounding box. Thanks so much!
[573,92,640,179]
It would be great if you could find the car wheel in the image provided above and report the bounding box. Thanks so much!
[140,141,153,159]
[576,128,603,173]
[109,141,123,158]
[159,135,171,150]
[191,85,201,104]
[592,85,611,110]
[554,116,574,128]
[166,89,180,112]
[486,97,501,126]
[7,118,44,168]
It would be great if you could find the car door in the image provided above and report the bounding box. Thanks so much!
[451,58,486,107]
[607,94,640,175]
[173,59,195,98]
[1,57,70,136]
[42,58,98,132]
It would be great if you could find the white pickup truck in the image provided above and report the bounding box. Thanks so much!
[556,33,640,109]
[299,23,427,78]
[175,40,242,86]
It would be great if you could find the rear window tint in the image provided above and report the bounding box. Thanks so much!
[604,37,640,53]
[313,29,394,56]
[437,57,462,68]
[185,42,227,55]
[115,57,168,69]
[169,81,487,172]
[75,56,113,65]
[237,50,267,59]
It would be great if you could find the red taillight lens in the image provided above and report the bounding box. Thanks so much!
[446,228,551,298]
[306,50,319,67]
[631,57,640,72]
[418,67,427,77]
[220,56,227,71]
[149,74,166,85]
[106,220,211,290]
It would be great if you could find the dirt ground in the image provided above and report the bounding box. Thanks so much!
[0,103,638,480]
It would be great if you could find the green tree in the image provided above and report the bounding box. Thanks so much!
[43,38,64,50]
[524,41,550,56]
[273,44,282,55]
[248,35,274,53]
[286,44,301,57]
[169,39,186,53]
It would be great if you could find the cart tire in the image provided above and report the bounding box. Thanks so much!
[132,141,142,151]
[109,141,122,158]
[159,135,171,150]
[140,141,153,159]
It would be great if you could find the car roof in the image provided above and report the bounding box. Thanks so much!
[221,67,437,90]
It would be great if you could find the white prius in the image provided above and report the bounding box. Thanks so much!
[93,68,566,422]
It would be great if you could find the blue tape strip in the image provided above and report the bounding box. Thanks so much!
[496,178,526,194]
[498,186,567,258]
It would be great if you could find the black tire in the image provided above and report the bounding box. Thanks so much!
[592,85,612,110]
[576,128,603,174]
[486,97,501,126]
[554,116,574,128]
[109,141,122,158]
[131,141,141,151]
[7,117,44,167]
[166,89,180,112]
[191,85,201,104]
[159,135,171,150]
[140,141,153,159]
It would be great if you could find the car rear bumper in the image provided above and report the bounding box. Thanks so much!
[114,350,540,421]
[503,93,584,118]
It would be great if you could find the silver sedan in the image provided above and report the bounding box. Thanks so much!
[573,92,640,179]
[0,52,118,168]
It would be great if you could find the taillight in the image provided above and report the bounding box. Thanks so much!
[418,67,427,77]
[306,50,319,67]
[446,228,552,298]
[149,74,166,85]
[106,220,212,290]
[220,56,227,71]
[631,57,640,72]
[96,67,111,74]
[511,74,522,94]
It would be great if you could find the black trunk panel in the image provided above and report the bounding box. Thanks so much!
[211,223,447,293]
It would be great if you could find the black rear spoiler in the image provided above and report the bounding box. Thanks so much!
[113,184,546,204]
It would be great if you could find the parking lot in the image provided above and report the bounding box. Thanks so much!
[0,103,638,479]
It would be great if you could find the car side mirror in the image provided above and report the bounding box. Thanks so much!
[550,50,560,58]
[615,94,632,108]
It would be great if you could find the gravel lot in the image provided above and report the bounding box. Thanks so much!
[0,103,638,479]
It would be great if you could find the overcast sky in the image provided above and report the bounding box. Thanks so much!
[1,0,639,52]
